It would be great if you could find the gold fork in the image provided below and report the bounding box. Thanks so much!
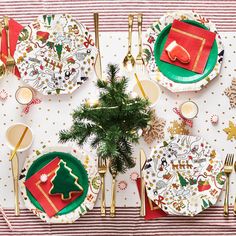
[98,156,107,216]
[233,161,236,216]
[224,154,234,216]
[123,14,135,70]
[109,162,117,217]
[135,14,145,73]
[4,16,15,73]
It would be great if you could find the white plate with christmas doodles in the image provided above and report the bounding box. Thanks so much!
[14,14,97,95]
[143,135,226,216]
[19,145,100,223]
[143,11,224,92]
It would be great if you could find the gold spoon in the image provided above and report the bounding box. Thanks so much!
[123,14,135,70]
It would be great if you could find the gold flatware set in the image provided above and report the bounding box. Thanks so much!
[109,163,118,217]
[98,157,118,217]
[0,16,16,76]
[223,154,234,216]
[94,13,102,80]
[140,149,146,217]
[123,13,145,72]
[3,16,15,73]
[123,14,135,70]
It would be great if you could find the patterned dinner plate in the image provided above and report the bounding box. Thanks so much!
[14,14,97,95]
[143,11,224,92]
[19,146,101,223]
[143,135,225,216]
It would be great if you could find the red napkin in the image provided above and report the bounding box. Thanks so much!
[1,18,24,78]
[136,178,167,220]
[24,157,83,217]
[160,19,216,74]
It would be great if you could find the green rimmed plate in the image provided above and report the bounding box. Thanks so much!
[143,11,224,92]
[154,20,218,84]
[20,146,101,223]
[26,151,89,215]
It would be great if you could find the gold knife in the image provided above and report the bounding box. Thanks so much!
[140,149,146,217]
[93,12,102,79]
[11,153,20,216]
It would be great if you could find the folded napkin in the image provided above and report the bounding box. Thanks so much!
[24,157,83,217]
[1,18,24,78]
[160,19,216,74]
[136,178,167,220]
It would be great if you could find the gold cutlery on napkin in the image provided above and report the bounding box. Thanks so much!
[123,14,135,69]
[98,156,107,216]
[93,12,102,79]
[224,154,234,216]
[11,153,19,216]
[136,14,145,72]
[3,16,15,73]
[140,149,146,217]
[109,162,117,217]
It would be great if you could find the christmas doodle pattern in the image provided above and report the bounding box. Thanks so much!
[143,135,225,216]
[143,11,224,92]
[19,145,101,223]
[14,14,97,95]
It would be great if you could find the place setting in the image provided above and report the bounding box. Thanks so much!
[0,6,236,235]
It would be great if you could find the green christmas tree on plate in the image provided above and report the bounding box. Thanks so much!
[177,172,188,187]
[50,160,83,200]
[59,64,152,173]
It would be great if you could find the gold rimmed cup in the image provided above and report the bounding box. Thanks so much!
[15,87,34,105]
[180,101,199,120]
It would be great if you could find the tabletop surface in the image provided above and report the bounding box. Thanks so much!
[1,1,236,235]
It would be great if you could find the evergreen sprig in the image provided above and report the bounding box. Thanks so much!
[59,64,152,173]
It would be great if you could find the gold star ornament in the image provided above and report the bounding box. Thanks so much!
[223,121,236,140]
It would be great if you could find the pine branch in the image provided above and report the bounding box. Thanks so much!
[59,64,152,173]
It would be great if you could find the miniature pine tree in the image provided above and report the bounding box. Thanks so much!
[177,172,188,187]
[202,199,208,208]
[59,64,152,173]
[50,160,83,200]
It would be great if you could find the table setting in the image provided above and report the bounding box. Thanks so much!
[1,1,236,235]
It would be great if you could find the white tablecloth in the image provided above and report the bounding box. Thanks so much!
[0,32,235,209]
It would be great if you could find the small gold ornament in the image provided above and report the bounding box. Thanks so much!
[85,99,99,107]
[168,120,190,135]
[142,113,166,144]
[223,120,236,140]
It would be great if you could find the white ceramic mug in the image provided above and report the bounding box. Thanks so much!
[5,123,33,152]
